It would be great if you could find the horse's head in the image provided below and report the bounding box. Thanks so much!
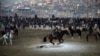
[60,30,69,35]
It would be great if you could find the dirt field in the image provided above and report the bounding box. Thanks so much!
[0,29,100,56]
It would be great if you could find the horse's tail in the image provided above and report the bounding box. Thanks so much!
[43,37,47,42]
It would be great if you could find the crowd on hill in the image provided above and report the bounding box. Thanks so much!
[0,14,100,30]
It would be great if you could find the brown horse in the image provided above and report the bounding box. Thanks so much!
[13,28,18,39]
[0,30,6,37]
[43,30,69,45]
[86,27,100,41]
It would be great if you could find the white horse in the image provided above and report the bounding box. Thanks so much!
[0,30,14,46]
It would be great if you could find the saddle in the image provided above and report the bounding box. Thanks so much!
[52,31,60,38]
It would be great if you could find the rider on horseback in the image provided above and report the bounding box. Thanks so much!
[52,27,61,38]
[4,23,14,39]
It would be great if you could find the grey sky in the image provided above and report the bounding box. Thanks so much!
[1,0,24,6]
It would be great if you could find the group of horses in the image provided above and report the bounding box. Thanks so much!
[0,24,100,46]
[0,27,18,46]
[43,25,100,45]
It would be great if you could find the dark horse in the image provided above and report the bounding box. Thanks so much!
[86,26,99,42]
[13,28,18,39]
[68,26,82,39]
[43,30,69,45]
[0,30,6,37]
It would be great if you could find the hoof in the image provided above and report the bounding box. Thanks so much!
[53,44,55,45]
[78,37,81,39]
[57,43,60,45]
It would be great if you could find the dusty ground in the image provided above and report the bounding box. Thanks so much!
[0,29,100,56]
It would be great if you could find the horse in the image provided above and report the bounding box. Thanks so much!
[13,28,18,39]
[81,26,88,33]
[10,25,19,39]
[86,26,100,42]
[0,30,6,37]
[81,24,89,33]
[0,30,14,46]
[43,30,69,45]
[68,26,82,39]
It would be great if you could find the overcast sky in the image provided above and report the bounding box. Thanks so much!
[1,0,24,6]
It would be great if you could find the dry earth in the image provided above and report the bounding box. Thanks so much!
[0,29,100,56]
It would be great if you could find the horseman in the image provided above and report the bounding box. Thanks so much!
[52,27,61,38]
[5,24,10,33]
[4,23,12,37]
[89,26,93,33]
[10,24,17,30]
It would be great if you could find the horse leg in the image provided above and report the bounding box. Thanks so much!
[17,30,18,39]
[9,38,12,46]
[14,33,16,39]
[50,39,55,45]
[13,33,16,39]
[5,39,8,45]
[78,31,81,39]
[71,32,74,39]
[78,36,81,39]
[94,34,97,42]
[2,38,5,45]
[17,33,18,39]
[86,34,89,42]
[57,39,62,45]
[57,39,64,45]
[3,38,8,45]
[98,33,100,40]
[61,39,64,43]
[15,33,18,39]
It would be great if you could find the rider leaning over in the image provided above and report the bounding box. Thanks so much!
[51,27,61,37]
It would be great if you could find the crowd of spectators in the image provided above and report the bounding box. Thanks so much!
[0,14,100,29]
